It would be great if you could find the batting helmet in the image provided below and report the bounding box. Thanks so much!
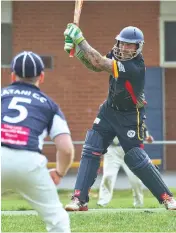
[112,26,144,61]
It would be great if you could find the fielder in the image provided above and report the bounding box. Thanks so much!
[1,51,74,232]
[97,131,153,208]
[63,24,176,211]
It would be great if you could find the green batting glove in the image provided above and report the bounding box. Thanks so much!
[64,36,74,54]
[64,23,85,45]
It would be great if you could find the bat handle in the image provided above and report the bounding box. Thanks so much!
[69,22,78,58]
[69,46,75,58]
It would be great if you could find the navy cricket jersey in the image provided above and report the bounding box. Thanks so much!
[1,82,70,153]
[107,51,146,111]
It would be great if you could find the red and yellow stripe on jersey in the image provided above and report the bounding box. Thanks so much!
[103,55,118,79]
[112,60,118,78]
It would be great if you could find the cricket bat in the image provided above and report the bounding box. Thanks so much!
[69,0,84,58]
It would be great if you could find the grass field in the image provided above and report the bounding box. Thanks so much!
[2,189,176,232]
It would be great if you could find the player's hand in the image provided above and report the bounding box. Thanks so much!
[49,169,62,185]
[64,36,75,54]
[145,135,154,143]
[64,23,85,45]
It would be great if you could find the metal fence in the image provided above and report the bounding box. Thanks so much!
[45,140,176,168]
[44,140,176,145]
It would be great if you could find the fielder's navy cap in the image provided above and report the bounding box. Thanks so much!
[11,51,45,78]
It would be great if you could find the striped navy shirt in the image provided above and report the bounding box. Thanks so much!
[1,82,70,153]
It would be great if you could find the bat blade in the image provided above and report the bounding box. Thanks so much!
[69,0,84,58]
[73,0,84,25]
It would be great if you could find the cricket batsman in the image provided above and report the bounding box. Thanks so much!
[64,24,176,211]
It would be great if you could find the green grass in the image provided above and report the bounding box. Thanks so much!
[2,189,176,232]
[2,215,46,232]
[2,212,176,232]
[3,188,175,210]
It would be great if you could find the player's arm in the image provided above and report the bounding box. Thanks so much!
[54,133,74,177]
[75,42,113,73]
[49,108,74,184]
[64,24,117,76]
[75,47,103,72]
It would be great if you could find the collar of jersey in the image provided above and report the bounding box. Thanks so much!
[11,81,40,91]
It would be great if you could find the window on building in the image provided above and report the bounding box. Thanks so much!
[40,56,53,69]
[1,1,13,67]
[164,22,176,62]
[160,17,176,67]
[1,23,13,66]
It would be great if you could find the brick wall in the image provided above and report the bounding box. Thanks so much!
[1,1,175,169]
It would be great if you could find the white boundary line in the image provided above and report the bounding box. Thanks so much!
[1,208,166,216]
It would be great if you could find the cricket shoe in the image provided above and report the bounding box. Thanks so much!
[65,197,88,211]
[162,193,176,210]
[97,201,108,207]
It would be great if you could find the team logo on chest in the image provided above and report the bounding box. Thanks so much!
[118,61,126,72]
[127,130,136,138]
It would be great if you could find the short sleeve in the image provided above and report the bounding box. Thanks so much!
[49,105,70,140]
